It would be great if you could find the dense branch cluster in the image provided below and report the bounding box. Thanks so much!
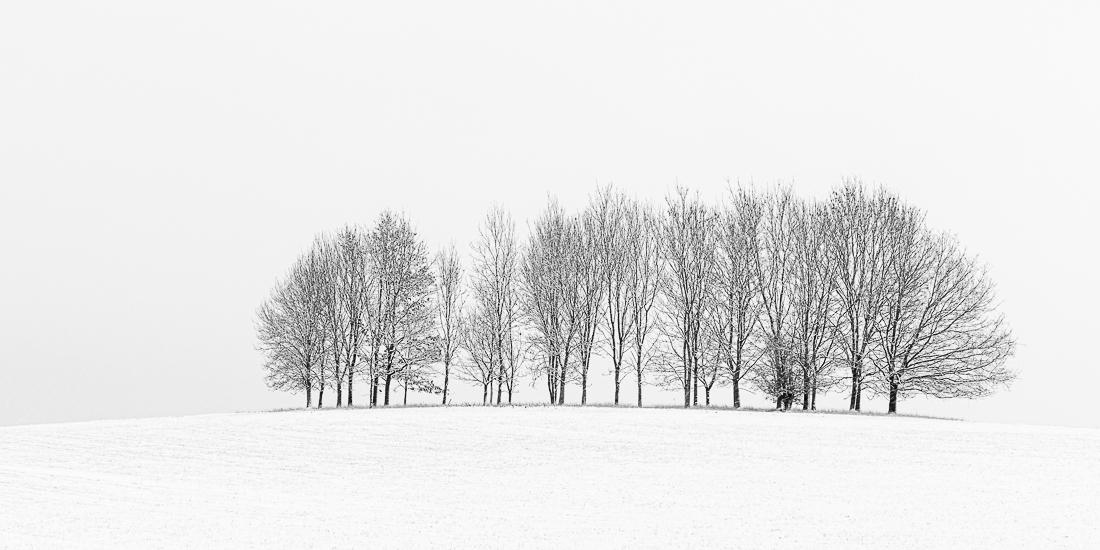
[256,179,1016,413]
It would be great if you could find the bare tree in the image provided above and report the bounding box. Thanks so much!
[825,180,897,411]
[712,184,763,408]
[315,235,347,406]
[256,248,330,408]
[521,198,583,404]
[365,211,435,406]
[336,227,372,407]
[466,206,520,405]
[590,186,635,405]
[871,228,1016,413]
[748,185,798,409]
[434,243,465,405]
[657,185,716,408]
[624,199,663,406]
[315,227,374,408]
[574,205,607,405]
[788,199,841,410]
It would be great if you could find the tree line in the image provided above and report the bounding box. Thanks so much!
[255,179,1016,414]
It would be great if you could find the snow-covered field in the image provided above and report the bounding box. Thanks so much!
[2,407,1097,549]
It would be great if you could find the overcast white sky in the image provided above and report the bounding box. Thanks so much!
[1,1,1097,428]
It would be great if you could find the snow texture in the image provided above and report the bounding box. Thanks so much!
[1,407,1097,549]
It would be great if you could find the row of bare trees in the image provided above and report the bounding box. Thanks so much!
[256,212,436,408]
[257,179,1015,414]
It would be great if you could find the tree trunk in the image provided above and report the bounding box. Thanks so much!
[547,363,556,404]
[692,361,699,407]
[704,387,710,406]
[442,361,450,405]
[482,383,488,405]
[547,355,557,404]
[776,395,782,410]
[849,367,858,410]
[811,386,817,411]
[683,365,690,408]
[802,367,810,410]
[581,368,588,405]
[371,376,379,407]
[888,381,899,414]
[849,354,858,411]
[855,378,862,411]
[347,370,354,407]
[403,379,408,405]
[317,387,324,409]
[497,369,503,405]
[613,362,620,405]
[733,363,741,409]
[558,362,566,405]
[683,340,690,408]
[306,385,312,408]
[384,373,392,406]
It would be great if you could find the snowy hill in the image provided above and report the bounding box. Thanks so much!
[2,406,1097,549]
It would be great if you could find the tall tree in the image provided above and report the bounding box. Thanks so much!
[657,186,716,408]
[315,235,347,407]
[316,228,373,408]
[788,199,840,410]
[749,185,797,409]
[366,211,435,406]
[434,243,465,405]
[467,206,520,405]
[624,199,663,406]
[521,198,583,405]
[826,180,896,411]
[256,248,330,408]
[592,186,634,405]
[713,184,763,408]
[335,226,372,408]
[575,205,607,405]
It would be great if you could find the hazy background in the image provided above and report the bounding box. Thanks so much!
[2,1,1097,428]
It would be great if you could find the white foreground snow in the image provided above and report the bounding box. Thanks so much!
[1,406,1098,549]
